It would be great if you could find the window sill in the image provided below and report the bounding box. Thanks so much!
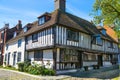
[108,47,113,48]
[32,40,38,43]
[96,44,102,46]
[67,39,79,42]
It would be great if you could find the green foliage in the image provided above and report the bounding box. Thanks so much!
[27,63,55,75]
[27,63,44,75]
[92,0,120,37]
[18,62,24,72]
[23,60,31,72]
[0,65,3,68]
[42,68,55,76]
[17,60,55,76]
[4,65,17,70]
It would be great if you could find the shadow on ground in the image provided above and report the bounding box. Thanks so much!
[60,65,120,79]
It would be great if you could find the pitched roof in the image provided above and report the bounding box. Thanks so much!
[104,25,118,42]
[96,26,118,43]
[6,23,33,43]
[6,9,117,43]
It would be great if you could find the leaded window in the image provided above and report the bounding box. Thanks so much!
[32,33,38,42]
[60,49,78,62]
[34,51,43,61]
[38,17,45,25]
[67,29,79,41]
[18,39,22,47]
[17,52,21,62]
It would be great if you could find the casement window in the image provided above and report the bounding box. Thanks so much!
[92,36,103,45]
[4,54,7,61]
[101,30,106,35]
[83,54,97,61]
[1,32,4,39]
[83,54,88,61]
[25,37,28,44]
[108,42,113,48]
[18,39,22,47]
[34,51,43,61]
[17,52,21,62]
[104,55,110,61]
[60,49,78,62]
[23,27,27,32]
[67,29,79,41]
[96,37,103,45]
[38,17,45,25]
[32,33,38,42]
[14,32,17,37]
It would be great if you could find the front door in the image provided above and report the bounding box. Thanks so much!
[98,55,103,66]
[78,52,83,68]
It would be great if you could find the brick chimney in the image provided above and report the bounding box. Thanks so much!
[17,20,22,30]
[54,0,66,12]
[4,23,9,28]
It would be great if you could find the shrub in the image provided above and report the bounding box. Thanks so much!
[18,62,24,72]
[23,60,31,72]
[17,60,55,76]
[42,68,55,76]
[27,64,44,75]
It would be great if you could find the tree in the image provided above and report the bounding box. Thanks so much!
[92,0,120,37]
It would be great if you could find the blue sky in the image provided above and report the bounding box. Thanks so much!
[0,0,95,28]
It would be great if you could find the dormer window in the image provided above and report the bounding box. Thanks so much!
[38,16,45,25]
[14,32,17,37]
[101,29,106,35]
[23,27,27,32]
[38,13,51,25]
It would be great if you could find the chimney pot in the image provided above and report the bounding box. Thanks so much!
[54,0,66,12]
[18,20,21,24]
[4,23,9,28]
[17,20,22,30]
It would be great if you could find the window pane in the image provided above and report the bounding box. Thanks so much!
[17,52,21,62]
[34,51,43,61]
[67,29,79,41]
[18,39,22,47]
[39,17,45,25]
[32,33,38,42]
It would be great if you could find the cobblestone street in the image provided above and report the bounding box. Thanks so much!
[0,65,119,80]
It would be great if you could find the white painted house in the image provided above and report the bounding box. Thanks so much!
[3,23,32,68]
[4,37,25,68]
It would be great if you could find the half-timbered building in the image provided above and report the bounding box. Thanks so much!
[3,0,119,74]
[23,0,119,73]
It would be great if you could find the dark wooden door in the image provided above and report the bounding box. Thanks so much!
[98,55,103,66]
[78,51,83,68]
